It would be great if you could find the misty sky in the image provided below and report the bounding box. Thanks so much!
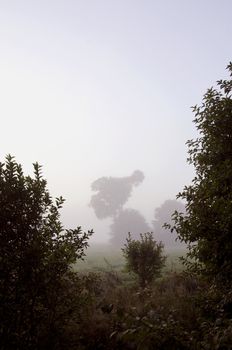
[1,0,232,243]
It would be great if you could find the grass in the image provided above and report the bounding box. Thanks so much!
[74,243,186,273]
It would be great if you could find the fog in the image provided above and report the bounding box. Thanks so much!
[1,0,231,246]
[89,171,185,247]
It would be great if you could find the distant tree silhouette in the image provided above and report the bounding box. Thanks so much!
[152,200,186,249]
[109,208,151,247]
[89,170,144,219]
[90,170,153,247]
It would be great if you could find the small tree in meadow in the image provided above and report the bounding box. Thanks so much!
[122,232,166,288]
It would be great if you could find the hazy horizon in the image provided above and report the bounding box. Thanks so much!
[1,0,231,244]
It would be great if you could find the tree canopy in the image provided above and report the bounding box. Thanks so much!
[122,232,166,288]
[89,170,144,219]
[171,63,232,283]
[153,199,185,249]
[0,155,92,349]
[110,208,151,247]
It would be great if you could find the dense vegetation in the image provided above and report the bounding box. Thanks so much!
[122,232,166,288]
[1,63,232,349]
[0,156,93,349]
[171,63,232,285]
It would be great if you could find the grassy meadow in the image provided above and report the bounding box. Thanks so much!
[74,243,186,274]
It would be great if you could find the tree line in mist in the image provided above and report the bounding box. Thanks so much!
[90,170,185,248]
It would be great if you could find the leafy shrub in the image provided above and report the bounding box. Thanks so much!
[122,232,166,288]
[170,63,232,284]
[0,155,92,349]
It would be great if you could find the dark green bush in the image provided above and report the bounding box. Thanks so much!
[0,155,92,349]
[122,232,166,288]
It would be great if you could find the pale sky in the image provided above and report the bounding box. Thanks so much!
[1,0,231,243]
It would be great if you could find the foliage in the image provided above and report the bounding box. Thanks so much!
[170,63,232,284]
[75,269,232,350]
[0,155,92,349]
[122,232,166,288]
[75,269,211,350]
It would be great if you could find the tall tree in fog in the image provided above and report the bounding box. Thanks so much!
[152,200,186,249]
[89,170,144,219]
[90,170,150,245]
